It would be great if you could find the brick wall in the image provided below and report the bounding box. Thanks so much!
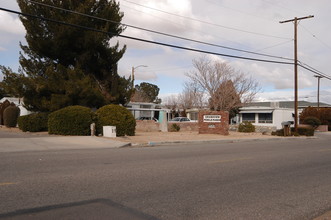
[198,111,229,135]
[136,120,160,132]
[168,122,199,131]
[136,121,200,132]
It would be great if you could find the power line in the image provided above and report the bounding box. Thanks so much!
[260,0,308,17]
[206,0,276,22]
[120,3,249,48]
[253,40,293,52]
[122,0,292,40]
[299,23,331,51]
[298,63,331,80]
[0,6,295,66]
[28,0,293,61]
[1,7,330,81]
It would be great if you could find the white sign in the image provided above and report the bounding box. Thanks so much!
[203,115,221,122]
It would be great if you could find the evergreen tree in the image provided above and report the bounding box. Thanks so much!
[132,82,160,103]
[13,0,132,111]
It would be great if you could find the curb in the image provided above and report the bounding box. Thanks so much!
[139,136,318,147]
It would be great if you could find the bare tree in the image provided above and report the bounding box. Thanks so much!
[163,94,180,118]
[177,82,206,110]
[186,56,260,111]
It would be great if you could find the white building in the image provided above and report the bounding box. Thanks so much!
[238,101,331,130]
[126,102,170,121]
[0,97,31,116]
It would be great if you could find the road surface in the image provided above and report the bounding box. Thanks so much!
[1,132,331,219]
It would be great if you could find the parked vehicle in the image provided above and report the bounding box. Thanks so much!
[169,117,191,122]
[136,117,158,122]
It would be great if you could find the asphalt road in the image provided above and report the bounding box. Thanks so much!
[1,133,331,219]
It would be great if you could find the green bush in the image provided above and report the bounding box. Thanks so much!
[291,127,315,136]
[238,121,255,133]
[169,123,180,132]
[48,106,93,135]
[95,104,136,137]
[17,115,29,132]
[3,104,20,127]
[302,116,321,129]
[271,129,284,136]
[18,112,49,132]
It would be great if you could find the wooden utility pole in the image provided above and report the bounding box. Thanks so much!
[280,15,314,132]
[314,75,323,109]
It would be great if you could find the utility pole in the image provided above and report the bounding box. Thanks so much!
[314,75,323,109]
[280,15,314,132]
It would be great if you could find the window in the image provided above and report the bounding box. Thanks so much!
[190,112,198,121]
[258,113,273,123]
[242,113,255,122]
[140,105,151,109]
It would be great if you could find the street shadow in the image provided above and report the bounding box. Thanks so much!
[0,198,159,220]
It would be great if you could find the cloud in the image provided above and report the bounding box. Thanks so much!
[0,11,25,36]
[256,88,331,104]
[1,0,331,103]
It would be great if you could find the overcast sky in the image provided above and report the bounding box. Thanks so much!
[1,0,331,104]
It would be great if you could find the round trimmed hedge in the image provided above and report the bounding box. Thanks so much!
[96,104,136,136]
[18,112,49,132]
[48,106,94,135]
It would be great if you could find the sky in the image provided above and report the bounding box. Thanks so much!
[1,0,331,104]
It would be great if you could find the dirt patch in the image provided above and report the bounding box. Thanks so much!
[0,126,49,136]
[108,131,280,145]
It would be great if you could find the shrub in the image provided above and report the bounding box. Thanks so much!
[302,116,321,129]
[271,129,284,136]
[18,112,49,132]
[238,121,255,133]
[169,123,180,132]
[3,104,20,127]
[300,107,331,131]
[48,106,93,135]
[95,104,136,137]
[291,127,315,136]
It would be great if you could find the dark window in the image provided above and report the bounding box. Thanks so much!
[190,112,198,121]
[140,105,151,109]
[258,113,273,123]
[242,113,255,122]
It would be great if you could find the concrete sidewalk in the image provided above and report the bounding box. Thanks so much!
[0,136,131,153]
[0,127,324,152]
[0,128,130,152]
[107,130,316,146]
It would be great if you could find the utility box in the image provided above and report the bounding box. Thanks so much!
[103,126,116,138]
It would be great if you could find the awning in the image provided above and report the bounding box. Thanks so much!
[240,110,273,114]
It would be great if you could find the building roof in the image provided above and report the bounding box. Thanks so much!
[0,97,22,105]
[245,101,331,109]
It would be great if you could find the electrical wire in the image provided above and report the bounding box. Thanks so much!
[299,23,331,51]
[0,7,294,65]
[120,3,249,48]
[206,0,276,22]
[298,62,331,80]
[28,0,294,61]
[122,0,292,40]
[1,7,330,81]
